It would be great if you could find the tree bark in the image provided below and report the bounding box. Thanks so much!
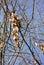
[0,51,2,65]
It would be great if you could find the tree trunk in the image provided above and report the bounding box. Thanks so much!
[0,51,2,65]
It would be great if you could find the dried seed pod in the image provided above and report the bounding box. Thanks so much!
[14,38,19,45]
[39,43,44,54]
[11,18,15,22]
[11,12,14,17]
[17,17,20,22]
[13,26,19,32]
[13,32,19,45]
[13,23,16,27]
[13,34,18,40]
[0,42,3,51]
[9,12,15,22]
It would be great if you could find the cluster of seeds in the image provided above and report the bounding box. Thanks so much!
[9,12,20,47]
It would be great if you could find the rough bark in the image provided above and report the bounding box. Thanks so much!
[0,51,2,65]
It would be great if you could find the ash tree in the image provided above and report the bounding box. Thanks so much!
[0,0,44,65]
